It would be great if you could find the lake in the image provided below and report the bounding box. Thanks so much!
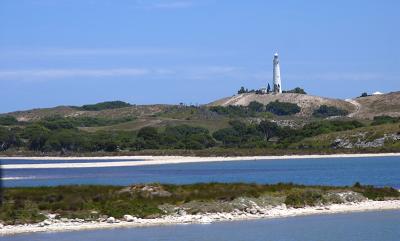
[3,210,400,241]
[2,156,400,187]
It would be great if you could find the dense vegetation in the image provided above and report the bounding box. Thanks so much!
[0,115,19,126]
[282,87,307,94]
[76,101,131,111]
[371,115,400,126]
[135,125,215,150]
[210,101,300,117]
[312,105,349,118]
[38,116,135,129]
[1,183,398,224]
[209,105,258,117]
[265,101,301,116]
[238,86,306,95]
[0,115,368,154]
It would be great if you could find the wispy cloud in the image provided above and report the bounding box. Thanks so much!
[0,68,150,80]
[1,47,179,58]
[0,65,239,81]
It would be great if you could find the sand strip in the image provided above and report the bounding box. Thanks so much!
[1,153,400,169]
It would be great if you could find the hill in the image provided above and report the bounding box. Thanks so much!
[1,90,400,156]
[1,92,399,129]
[209,93,356,117]
[350,92,400,119]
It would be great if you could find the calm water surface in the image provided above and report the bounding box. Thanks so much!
[3,211,400,241]
[2,156,400,187]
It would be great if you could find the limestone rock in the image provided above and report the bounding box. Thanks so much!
[43,220,52,225]
[106,217,116,223]
[123,215,135,222]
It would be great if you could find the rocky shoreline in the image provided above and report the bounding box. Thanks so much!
[1,200,400,236]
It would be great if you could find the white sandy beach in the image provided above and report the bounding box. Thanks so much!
[1,200,400,236]
[1,153,400,169]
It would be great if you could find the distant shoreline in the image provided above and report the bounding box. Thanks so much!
[1,153,400,169]
[1,200,399,236]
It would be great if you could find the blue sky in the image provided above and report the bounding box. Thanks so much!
[1,0,399,113]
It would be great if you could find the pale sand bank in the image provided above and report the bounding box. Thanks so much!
[1,153,400,169]
[0,153,400,169]
[1,200,400,236]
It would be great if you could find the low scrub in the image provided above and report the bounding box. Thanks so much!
[1,183,399,224]
[312,105,349,118]
[265,101,301,116]
[284,189,326,208]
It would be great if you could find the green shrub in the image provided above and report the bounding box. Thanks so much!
[209,105,253,117]
[0,115,18,125]
[282,87,307,94]
[248,101,264,112]
[266,101,301,116]
[78,101,131,111]
[352,183,400,200]
[285,189,325,208]
[312,105,349,118]
[0,127,19,151]
[371,116,400,126]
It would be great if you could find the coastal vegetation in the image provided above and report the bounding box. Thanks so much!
[1,112,399,155]
[265,101,301,116]
[312,105,349,118]
[1,183,398,225]
[0,117,368,153]
[371,115,400,126]
[0,91,399,156]
[75,101,132,111]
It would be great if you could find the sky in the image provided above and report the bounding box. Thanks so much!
[1,0,399,113]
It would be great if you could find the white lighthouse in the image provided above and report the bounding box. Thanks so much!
[273,53,282,94]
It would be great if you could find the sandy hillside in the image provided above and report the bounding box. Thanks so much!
[208,93,356,117]
[351,91,400,119]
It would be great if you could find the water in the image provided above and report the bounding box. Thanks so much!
[0,159,146,165]
[2,156,400,188]
[3,211,400,241]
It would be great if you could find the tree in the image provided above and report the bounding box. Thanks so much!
[79,101,131,111]
[22,125,51,151]
[212,128,241,146]
[136,127,160,149]
[44,129,86,152]
[267,83,271,93]
[282,87,307,94]
[360,92,368,97]
[248,101,264,112]
[238,86,246,94]
[0,115,18,126]
[257,120,279,140]
[0,127,19,151]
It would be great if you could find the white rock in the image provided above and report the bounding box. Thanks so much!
[43,220,52,226]
[198,216,212,224]
[123,215,135,222]
[177,209,187,216]
[47,214,57,219]
[0,223,4,229]
[106,217,116,223]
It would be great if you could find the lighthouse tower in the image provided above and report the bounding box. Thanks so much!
[273,53,282,94]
